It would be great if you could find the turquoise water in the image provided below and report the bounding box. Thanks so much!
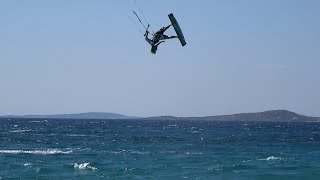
[0,119,320,179]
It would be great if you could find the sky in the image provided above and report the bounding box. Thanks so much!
[1,0,320,117]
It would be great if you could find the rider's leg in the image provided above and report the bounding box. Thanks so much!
[167,35,178,39]
[161,35,178,40]
[157,24,172,34]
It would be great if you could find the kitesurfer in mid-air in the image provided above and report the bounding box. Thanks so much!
[144,24,178,54]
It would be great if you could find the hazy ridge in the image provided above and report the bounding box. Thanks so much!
[1,110,319,122]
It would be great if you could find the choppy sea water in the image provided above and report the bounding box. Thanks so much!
[0,119,320,179]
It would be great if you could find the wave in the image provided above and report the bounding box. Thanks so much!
[129,150,150,155]
[73,163,97,170]
[107,150,150,155]
[30,120,48,123]
[259,156,282,161]
[160,150,176,154]
[0,149,72,155]
[185,152,203,155]
[10,129,32,133]
[168,124,178,127]
[23,163,32,167]
[66,134,87,137]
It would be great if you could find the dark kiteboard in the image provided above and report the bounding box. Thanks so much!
[168,13,186,46]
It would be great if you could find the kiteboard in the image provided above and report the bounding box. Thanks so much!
[168,13,186,46]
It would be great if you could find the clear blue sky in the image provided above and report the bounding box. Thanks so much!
[1,0,319,117]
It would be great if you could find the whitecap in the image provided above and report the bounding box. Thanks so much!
[266,156,282,161]
[185,152,203,155]
[259,156,282,161]
[0,149,72,155]
[24,163,32,167]
[29,120,48,123]
[159,150,176,154]
[129,150,150,155]
[107,150,126,154]
[30,121,42,123]
[10,129,32,133]
[168,124,178,127]
[73,163,97,170]
[66,134,87,137]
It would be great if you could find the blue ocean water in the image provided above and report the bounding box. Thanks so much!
[0,119,320,179]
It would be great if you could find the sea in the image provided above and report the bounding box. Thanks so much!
[0,118,320,179]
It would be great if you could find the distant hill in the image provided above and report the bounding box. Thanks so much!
[196,110,319,121]
[147,110,320,122]
[1,112,133,120]
[1,110,319,122]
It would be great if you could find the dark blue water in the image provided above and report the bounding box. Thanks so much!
[0,119,320,179]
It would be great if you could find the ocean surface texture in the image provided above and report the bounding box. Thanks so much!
[0,119,319,179]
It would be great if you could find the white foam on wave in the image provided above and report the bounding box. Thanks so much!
[160,150,176,154]
[30,121,41,123]
[185,152,203,155]
[0,149,72,155]
[66,134,87,137]
[73,163,97,170]
[10,129,32,133]
[129,150,150,155]
[30,120,48,123]
[259,156,282,161]
[107,149,150,155]
[24,163,32,167]
[168,124,178,127]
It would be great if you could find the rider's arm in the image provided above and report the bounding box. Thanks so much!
[144,30,149,37]
[145,32,154,46]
